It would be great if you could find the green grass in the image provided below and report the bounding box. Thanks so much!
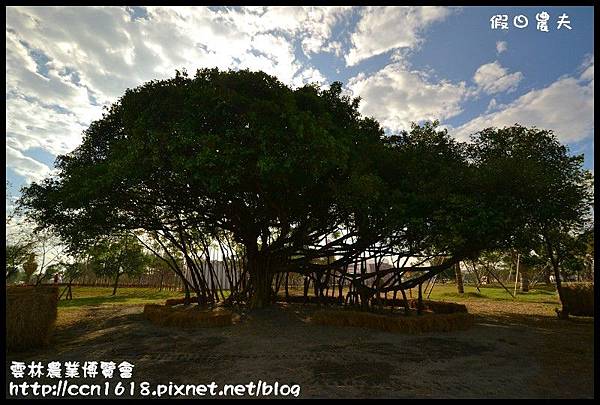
[424,283,559,305]
[56,283,560,310]
[58,287,197,309]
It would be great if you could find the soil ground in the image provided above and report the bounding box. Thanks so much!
[5,287,594,399]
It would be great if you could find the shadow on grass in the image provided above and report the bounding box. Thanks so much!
[472,310,594,331]
[57,288,231,309]
[440,291,485,299]
[58,295,149,308]
[438,289,559,305]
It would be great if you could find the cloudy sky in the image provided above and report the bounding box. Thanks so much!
[5,6,595,204]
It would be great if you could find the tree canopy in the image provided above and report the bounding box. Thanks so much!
[19,68,593,308]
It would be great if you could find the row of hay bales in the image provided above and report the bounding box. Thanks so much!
[6,286,59,352]
[276,295,342,305]
[311,309,475,334]
[561,282,594,317]
[165,296,200,306]
[165,294,469,315]
[370,297,468,314]
[143,304,233,328]
[274,295,469,314]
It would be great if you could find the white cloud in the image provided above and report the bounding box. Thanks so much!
[292,67,327,88]
[220,6,352,58]
[6,146,52,183]
[472,61,523,95]
[5,6,593,188]
[345,6,453,66]
[496,41,507,54]
[486,98,498,113]
[6,6,336,101]
[579,54,594,84]
[5,6,338,185]
[347,62,468,132]
[452,59,594,143]
[6,95,89,157]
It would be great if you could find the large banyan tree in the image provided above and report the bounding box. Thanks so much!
[19,68,592,309]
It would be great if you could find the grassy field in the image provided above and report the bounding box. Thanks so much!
[56,282,560,316]
[54,282,563,330]
[52,283,562,333]
[57,286,189,309]
[426,283,559,304]
[58,283,559,308]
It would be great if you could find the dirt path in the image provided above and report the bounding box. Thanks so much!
[6,302,594,399]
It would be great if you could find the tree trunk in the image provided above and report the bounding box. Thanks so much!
[247,251,273,309]
[520,266,530,292]
[303,277,310,304]
[284,272,289,301]
[184,282,191,305]
[338,272,345,304]
[417,283,424,315]
[455,262,464,294]
[543,265,552,285]
[470,262,482,292]
[112,272,121,296]
[400,289,409,316]
[544,235,568,319]
[249,269,273,309]
[551,260,568,318]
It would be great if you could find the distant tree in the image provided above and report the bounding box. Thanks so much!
[146,253,172,291]
[88,235,148,295]
[579,226,594,281]
[518,250,547,292]
[58,260,88,300]
[7,183,67,285]
[553,226,594,282]
[6,242,35,282]
[30,228,68,286]
[468,125,593,317]
[6,181,35,283]
[22,253,38,284]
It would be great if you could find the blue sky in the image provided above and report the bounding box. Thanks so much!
[5,6,595,207]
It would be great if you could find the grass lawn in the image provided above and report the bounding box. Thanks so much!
[57,286,191,309]
[58,282,559,309]
[57,283,559,310]
[425,283,559,304]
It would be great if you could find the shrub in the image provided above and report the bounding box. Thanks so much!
[311,309,474,334]
[143,304,233,328]
[6,285,59,352]
[561,282,594,316]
